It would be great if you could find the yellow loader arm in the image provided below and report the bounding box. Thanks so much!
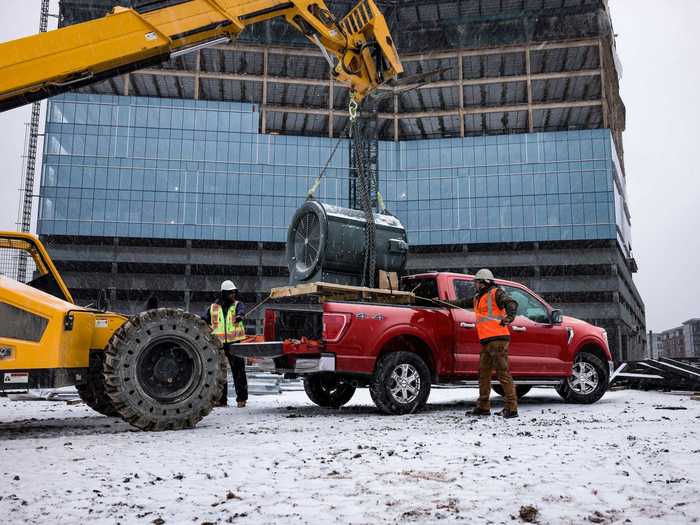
[0,0,403,112]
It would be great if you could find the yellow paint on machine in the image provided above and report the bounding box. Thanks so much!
[0,9,171,100]
[0,277,93,370]
[90,314,128,352]
[0,0,402,110]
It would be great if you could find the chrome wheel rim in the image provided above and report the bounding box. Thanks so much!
[389,363,421,404]
[568,361,599,395]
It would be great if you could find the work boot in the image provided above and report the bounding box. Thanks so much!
[468,407,491,416]
[237,401,246,408]
[496,408,518,419]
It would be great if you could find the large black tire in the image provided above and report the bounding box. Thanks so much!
[303,374,356,408]
[492,384,532,399]
[103,308,227,431]
[556,352,609,404]
[76,352,119,417]
[370,351,432,415]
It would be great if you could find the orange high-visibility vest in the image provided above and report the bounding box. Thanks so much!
[474,287,510,341]
[210,302,246,343]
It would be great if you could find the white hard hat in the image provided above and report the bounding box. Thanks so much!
[221,280,237,291]
[474,268,495,282]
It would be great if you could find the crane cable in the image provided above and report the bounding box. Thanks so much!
[305,97,384,289]
[305,98,386,210]
[305,98,358,199]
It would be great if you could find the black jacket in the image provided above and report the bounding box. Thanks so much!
[202,299,245,325]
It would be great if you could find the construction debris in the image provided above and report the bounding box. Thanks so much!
[611,357,700,392]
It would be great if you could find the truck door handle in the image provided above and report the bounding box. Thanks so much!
[460,322,475,329]
[511,325,527,332]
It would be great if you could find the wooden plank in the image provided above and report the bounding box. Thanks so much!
[269,282,318,299]
[270,281,415,304]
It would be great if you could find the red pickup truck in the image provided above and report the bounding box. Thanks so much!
[238,272,613,414]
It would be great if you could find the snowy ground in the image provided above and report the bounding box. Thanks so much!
[1,388,699,525]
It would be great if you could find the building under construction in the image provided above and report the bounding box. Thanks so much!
[35,0,646,361]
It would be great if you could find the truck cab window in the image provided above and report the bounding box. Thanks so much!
[504,286,549,323]
[402,278,438,300]
[453,280,475,310]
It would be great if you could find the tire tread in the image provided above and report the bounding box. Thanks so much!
[369,351,431,415]
[556,352,608,404]
[103,308,226,431]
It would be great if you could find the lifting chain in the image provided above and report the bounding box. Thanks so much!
[307,96,378,288]
[348,98,359,122]
[349,98,377,289]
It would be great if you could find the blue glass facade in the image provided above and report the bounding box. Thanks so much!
[38,93,632,251]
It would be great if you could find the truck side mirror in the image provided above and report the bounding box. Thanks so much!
[550,309,563,325]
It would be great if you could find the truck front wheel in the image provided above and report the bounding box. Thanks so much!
[555,351,608,404]
[303,374,356,408]
[103,308,227,431]
[370,351,431,415]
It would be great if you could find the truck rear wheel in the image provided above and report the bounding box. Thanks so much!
[303,373,356,408]
[76,352,118,417]
[555,352,608,404]
[370,351,431,415]
[492,385,532,399]
[103,308,227,431]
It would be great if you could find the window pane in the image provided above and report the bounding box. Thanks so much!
[505,287,548,323]
[453,280,475,309]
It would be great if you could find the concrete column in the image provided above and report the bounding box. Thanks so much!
[262,48,268,134]
[184,263,192,312]
[329,73,334,138]
[525,47,534,132]
[194,51,201,100]
[598,40,609,129]
[615,322,625,362]
[393,90,399,142]
[458,51,465,138]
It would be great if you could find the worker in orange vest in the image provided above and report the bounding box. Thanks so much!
[469,269,519,418]
[203,280,248,408]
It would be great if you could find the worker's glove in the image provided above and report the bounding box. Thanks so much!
[235,316,243,323]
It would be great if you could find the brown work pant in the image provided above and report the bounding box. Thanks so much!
[477,339,517,412]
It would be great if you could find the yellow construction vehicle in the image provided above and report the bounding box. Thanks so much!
[0,0,403,430]
[0,0,402,111]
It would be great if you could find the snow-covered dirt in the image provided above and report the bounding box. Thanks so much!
[1,388,699,524]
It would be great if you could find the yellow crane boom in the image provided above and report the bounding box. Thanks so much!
[0,0,403,112]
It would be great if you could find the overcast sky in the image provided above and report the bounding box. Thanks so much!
[0,1,698,332]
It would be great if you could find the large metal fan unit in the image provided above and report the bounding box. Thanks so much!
[286,200,408,286]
